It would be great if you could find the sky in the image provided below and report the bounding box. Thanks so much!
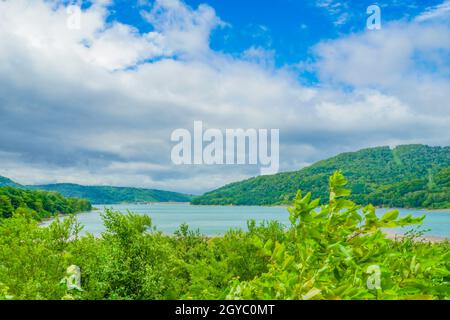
[0,0,449,194]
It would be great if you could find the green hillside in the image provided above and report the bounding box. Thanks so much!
[0,176,192,205]
[0,176,22,188]
[28,183,193,204]
[0,186,91,220]
[192,145,450,209]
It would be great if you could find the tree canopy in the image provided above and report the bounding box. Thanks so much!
[0,187,92,220]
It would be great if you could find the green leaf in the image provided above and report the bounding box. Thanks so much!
[380,210,399,222]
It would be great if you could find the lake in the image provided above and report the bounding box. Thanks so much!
[42,203,450,238]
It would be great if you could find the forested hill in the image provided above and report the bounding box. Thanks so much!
[0,177,192,205]
[192,145,450,209]
[0,176,22,188]
[28,184,193,204]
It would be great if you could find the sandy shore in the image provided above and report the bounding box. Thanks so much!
[425,208,450,213]
[383,230,449,243]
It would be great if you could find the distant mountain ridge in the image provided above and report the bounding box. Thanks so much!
[29,184,193,205]
[192,144,450,209]
[0,178,192,204]
[0,176,22,188]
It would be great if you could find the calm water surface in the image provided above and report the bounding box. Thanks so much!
[42,203,450,238]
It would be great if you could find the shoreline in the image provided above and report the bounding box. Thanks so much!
[188,202,450,211]
[425,208,450,213]
[90,201,450,212]
[383,230,449,243]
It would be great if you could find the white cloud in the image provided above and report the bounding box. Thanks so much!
[241,46,276,68]
[142,0,226,59]
[312,21,450,118]
[415,0,450,22]
[314,0,351,26]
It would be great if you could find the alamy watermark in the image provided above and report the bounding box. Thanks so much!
[366,265,381,290]
[67,5,81,30]
[366,4,382,30]
[171,121,279,175]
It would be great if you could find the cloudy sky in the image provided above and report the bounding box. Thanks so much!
[0,0,449,194]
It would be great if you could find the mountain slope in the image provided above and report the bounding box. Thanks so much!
[28,183,193,204]
[192,145,450,208]
[0,175,192,205]
[0,176,22,188]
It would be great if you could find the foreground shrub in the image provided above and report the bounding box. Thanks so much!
[227,172,449,299]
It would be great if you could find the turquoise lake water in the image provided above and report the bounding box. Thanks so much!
[43,203,450,238]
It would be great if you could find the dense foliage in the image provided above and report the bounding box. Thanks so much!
[192,144,450,208]
[0,187,91,220]
[0,172,448,300]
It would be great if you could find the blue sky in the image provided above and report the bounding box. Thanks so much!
[106,0,444,67]
[0,0,449,193]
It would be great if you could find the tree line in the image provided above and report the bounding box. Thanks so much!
[0,186,92,220]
